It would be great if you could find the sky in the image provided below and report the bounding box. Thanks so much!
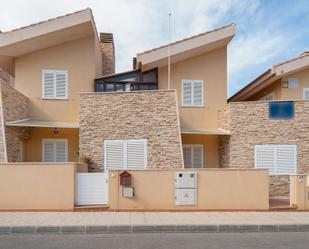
[1,0,309,96]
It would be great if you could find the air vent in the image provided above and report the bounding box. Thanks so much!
[100,33,113,43]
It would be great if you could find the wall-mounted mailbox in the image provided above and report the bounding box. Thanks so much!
[120,171,131,186]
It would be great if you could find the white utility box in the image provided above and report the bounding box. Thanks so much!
[175,172,197,188]
[175,172,198,205]
[122,187,134,198]
[175,188,197,205]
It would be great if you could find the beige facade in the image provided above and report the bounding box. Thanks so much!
[79,90,183,170]
[0,163,75,210]
[108,169,269,210]
[219,100,309,196]
[14,36,97,123]
[158,47,227,130]
[290,175,309,210]
[181,134,219,168]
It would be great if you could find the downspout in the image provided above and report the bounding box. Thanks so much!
[0,83,8,162]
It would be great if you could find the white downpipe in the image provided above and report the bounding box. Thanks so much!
[167,13,171,90]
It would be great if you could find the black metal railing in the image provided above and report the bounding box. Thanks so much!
[95,80,158,92]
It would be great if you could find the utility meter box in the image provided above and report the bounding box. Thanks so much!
[123,187,134,198]
[175,188,197,205]
[175,172,197,189]
[175,172,198,206]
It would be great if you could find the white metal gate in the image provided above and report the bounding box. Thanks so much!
[76,173,108,205]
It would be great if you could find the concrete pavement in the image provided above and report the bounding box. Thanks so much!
[1,211,309,234]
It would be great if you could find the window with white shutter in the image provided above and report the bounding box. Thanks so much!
[303,88,309,100]
[183,144,203,168]
[104,139,147,171]
[181,80,204,107]
[42,70,68,99]
[43,139,68,162]
[255,145,296,175]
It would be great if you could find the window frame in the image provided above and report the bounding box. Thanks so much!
[104,139,147,171]
[303,88,309,100]
[254,144,297,175]
[182,144,204,169]
[181,79,204,107]
[42,138,68,163]
[42,69,68,100]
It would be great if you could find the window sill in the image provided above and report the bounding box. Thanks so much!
[41,98,69,101]
[181,105,205,108]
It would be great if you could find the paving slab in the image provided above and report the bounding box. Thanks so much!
[0,212,308,234]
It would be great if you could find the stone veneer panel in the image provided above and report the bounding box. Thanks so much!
[0,80,29,162]
[219,101,309,196]
[79,90,183,171]
[101,42,115,76]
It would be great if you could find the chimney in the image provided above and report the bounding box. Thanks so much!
[100,33,115,76]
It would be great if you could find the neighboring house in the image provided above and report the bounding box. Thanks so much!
[221,52,309,197]
[0,8,114,163]
[229,51,309,101]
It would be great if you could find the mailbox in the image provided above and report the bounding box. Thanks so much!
[120,171,131,186]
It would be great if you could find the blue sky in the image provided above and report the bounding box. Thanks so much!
[1,0,309,96]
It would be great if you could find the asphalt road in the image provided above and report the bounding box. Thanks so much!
[0,232,309,249]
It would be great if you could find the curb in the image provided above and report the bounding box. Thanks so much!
[0,224,309,234]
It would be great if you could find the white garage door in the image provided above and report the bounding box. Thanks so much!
[76,173,108,205]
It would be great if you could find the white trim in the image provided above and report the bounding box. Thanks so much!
[0,89,8,162]
[42,138,68,162]
[303,88,309,100]
[183,144,203,168]
[181,79,204,107]
[104,139,147,171]
[42,69,68,100]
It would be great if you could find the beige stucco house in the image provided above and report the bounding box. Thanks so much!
[3,8,306,210]
[0,9,235,172]
[221,52,309,197]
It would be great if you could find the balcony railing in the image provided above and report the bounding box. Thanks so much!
[95,80,158,92]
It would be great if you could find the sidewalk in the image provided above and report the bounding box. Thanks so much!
[1,212,309,234]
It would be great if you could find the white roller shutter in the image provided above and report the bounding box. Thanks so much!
[303,88,309,100]
[127,140,147,169]
[276,145,296,175]
[42,70,68,99]
[43,140,55,162]
[43,71,55,98]
[105,141,125,170]
[255,145,296,175]
[183,144,203,168]
[182,81,192,106]
[55,140,68,162]
[183,146,192,168]
[55,71,68,98]
[182,80,204,106]
[104,139,147,170]
[193,146,203,168]
[193,81,203,106]
[255,145,275,174]
[43,139,68,162]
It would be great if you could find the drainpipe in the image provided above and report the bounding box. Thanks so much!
[167,13,171,90]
